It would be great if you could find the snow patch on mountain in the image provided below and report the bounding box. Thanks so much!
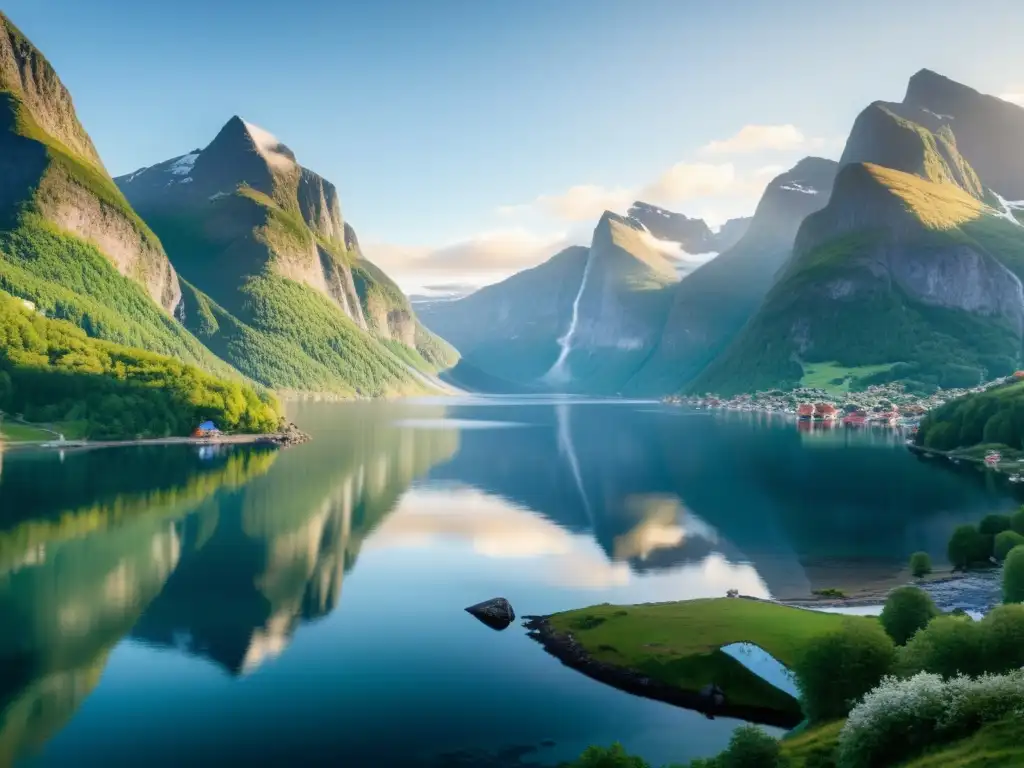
[780,182,818,195]
[990,191,1024,227]
[169,153,198,176]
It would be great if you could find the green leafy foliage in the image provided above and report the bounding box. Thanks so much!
[979,514,1012,536]
[880,587,940,645]
[566,743,650,768]
[719,726,788,768]
[910,551,933,578]
[1013,508,1024,535]
[0,217,230,372]
[0,291,280,439]
[792,619,896,722]
[947,524,988,569]
[895,615,985,679]
[994,530,1024,561]
[1001,546,1024,604]
[980,604,1024,670]
[918,380,1024,451]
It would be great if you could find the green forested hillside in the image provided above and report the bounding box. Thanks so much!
[0,292,281,439]
[916,379,1024,450]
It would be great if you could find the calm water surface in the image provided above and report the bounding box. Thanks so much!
[1,397,1018,767]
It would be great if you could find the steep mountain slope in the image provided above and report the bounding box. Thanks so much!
[901,69,1024,200]
[417,245,589,384]
[552,212,680,391]
[419,213,682,393]
[626,157,839,393]
[694,72,1024,396]
[117,118,456,396]
[0,12,229,371]
[695,161,1024,394]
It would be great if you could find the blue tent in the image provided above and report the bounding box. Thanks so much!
[198,421,218,432]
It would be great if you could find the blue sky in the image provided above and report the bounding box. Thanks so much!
[7,0,1024,290]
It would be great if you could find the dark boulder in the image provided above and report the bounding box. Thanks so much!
[465,597,516,631]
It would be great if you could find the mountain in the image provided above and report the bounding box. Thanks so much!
[116,117,456,397]
[419,212,681,392]
[626,201,751,254]
[695,73,1024,395]
[0,13,233,371]
[625,157,839,393]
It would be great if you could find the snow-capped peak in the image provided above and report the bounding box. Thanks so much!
[989,190,1024,227]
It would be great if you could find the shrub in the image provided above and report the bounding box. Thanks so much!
[1012,508,1024,535]
[909,551,932,578]
[994,530,1024,561]
[719,725,787,768]
[570,743,650,768]
[1003,546,1024,603]
[880,586,940,645]
[947,525,986,569]
[979,513,1012,536]
[980,603,1024,671]
[836,670,1024,768]
[792,619,895,722]
[894,615,984,679]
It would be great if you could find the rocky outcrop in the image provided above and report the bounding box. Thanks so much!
[465,597,516,630]
[0,13,182,314]
[627,201,715,252]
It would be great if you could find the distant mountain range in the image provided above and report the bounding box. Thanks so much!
[420,69,1024,397]
[0,11,456,410]
[3,3,1022,405]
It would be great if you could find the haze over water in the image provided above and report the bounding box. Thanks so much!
[1,398,1016,766]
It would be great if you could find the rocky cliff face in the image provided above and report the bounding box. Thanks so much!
[117,116,457,393]
[627,157,838,394]
[625,201,752,254]
[902,69,1024,199]
[694,84,1024,397]
[0,13,181,314]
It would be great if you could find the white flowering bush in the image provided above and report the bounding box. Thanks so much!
[836,670,1024,767]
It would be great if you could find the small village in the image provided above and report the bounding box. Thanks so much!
[663,372,1024,433]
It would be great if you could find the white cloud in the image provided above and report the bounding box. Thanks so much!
[638,162,738,203]
[362,228,581,293]
[534,184,636,222]
[999,92,1024,106]
[699,124,807,155]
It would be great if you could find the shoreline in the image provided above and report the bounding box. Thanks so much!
[0,429,310,454]
[522,615,802,729]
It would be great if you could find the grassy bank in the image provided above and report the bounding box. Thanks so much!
[540,599,868,723]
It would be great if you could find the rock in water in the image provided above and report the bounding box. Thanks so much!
[465,598,515,631]
[698,683,727,716]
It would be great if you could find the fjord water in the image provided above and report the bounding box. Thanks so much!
[1,399,1016,767]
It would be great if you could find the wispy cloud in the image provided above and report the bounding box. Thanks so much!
[697,124,838,156]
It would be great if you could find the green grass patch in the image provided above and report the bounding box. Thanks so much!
[800,361,898,394]
[901,713,1024,767]
[548,599,869,718]
[0,421,54,441]
[781,720,844,767]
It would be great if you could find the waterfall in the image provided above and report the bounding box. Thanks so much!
[545,251,594,383]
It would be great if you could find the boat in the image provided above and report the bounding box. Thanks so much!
[985,451,1002,466]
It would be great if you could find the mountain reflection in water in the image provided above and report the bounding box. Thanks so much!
[0,398,1017,767]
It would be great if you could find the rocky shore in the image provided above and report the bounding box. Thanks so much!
[522,615,802,729]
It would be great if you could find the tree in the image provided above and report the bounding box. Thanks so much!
[995,530,1024,562]
[720,725,787,768]
[980,603,1024,672]
[571,744,650,768]
[909,552,932,578]
[0,369,11,411]
[1012,508,1024,536]
[894,615,984,679]
[1003,546,1024,604]
[979,514,1012,536]
[880,586,940,645]
[947,525,985,569]
[792,619,895,722]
